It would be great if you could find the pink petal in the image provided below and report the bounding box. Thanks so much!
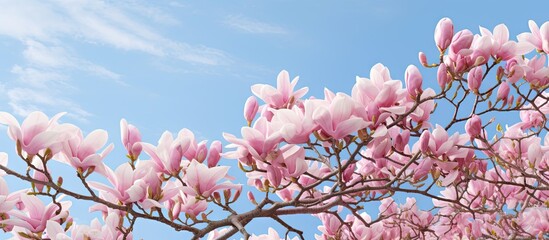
[330,94,353,126]
[80,129,108,156]
[21,111,49,146]
[0,112,22,141]
[334,118,368,139]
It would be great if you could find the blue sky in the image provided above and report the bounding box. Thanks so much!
[0,1,547,239]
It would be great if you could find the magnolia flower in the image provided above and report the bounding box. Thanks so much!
[465,114,482,139]
[496,81,510,102]
[120,119,142,160]
[478,24,533,61]
[181,160,240,198]
[224,117,282,165]
[2,194,71,233]
[434,17,454,51]
[89,164,150,204]
[251,70,308,109]
[250,227,299,240]
[467,66,483,93]
[313,93,369,140]
[269,101,318,144]
[405,64,423,98]
[206,140,222,167]
[243,96,259,126]
[437,63,451,89]
[0,111,75,156]
[141,131,185,176]
[60,129,113,176]
[517,20,549,53]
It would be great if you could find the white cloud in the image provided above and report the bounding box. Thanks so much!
[0,0,231,121]
[0,0,229,64]
[22,40,122,81]
[10,66,69,89]
[7,88,91,122]
[225,15,287,34]
[118,0,181,25]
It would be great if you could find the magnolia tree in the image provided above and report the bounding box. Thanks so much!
[0,18,547,240]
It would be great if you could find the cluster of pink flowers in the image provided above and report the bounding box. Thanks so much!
[0,17,546,240]
[0,111,241,239]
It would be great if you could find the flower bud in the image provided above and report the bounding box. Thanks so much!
[449,30,474,56]
[418,52,428,66]
[496,66,505,81]
[435,17,454,51]
[195,142,208,163]
[266,165,282,188]
[419,131,431,153]
[437,63,450,89]
[496,81,510,102]
[507,65,524,84]
[394,130,410,152]
[247,191,257,205]
[467,66,483,94]
[342,162,355,182]
[244,96,259,126]
[405,65,423,99]
[121,119,142,159]
[465,114,482,139]
[207,141,222,168]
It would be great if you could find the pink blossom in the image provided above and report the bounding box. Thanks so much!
[207,228,231,240]
[89,164,149,204]
[520,207,549,235]
[2,194,70,233]
[437,63,450,89]
[519,93,549,129]
[505,58,525,84]
[434,17,454,51]
[405,64,423,98]
[62,214,130,240]
[409,88,436,126]
[315,213,341,238]
[465,114,482,139]
[0,112,75,156]
[243,96,259,126]
[141,131,185,176]
[266,165,282,187]
[206,140,222,167]
[251,70,308,109]
[392,129,410,152]
[478,24,533,61]
[276,144,307,178]
[517,20,544,52]
[448,29,474,61]
[417,125,468,163]
[418,52,428,66]
[521,55,549,87]
[269,101,317,144]
[467,66,483,93]
[59,129,113,176]
[182,160,240,198]
[352,64,408,126]
[496,81,510,102]
[312,93,369,140]
[224,116,282,164]
[250,227,298,240]
[120,119,142,160]
[175,192,208,218]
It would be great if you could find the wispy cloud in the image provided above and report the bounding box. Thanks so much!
[6,87,92,122]
[225,15,287,34]
[22,40,123,83]
[0,0,232,120]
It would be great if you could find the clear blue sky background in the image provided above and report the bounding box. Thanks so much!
[0,1,547,239]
